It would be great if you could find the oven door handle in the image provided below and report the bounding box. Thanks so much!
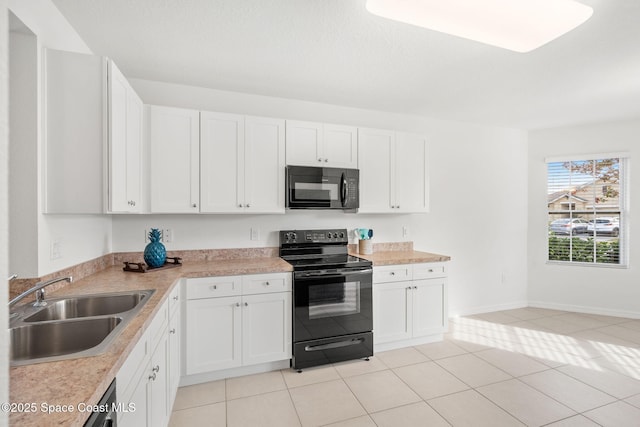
[295,268,372,280]
[305,337,365,352]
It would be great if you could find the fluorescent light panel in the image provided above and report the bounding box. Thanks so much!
[365,0,593,52]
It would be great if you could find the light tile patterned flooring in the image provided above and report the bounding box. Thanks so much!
[169,308,640,426]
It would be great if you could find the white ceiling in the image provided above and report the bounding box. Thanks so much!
[51,0,640,130]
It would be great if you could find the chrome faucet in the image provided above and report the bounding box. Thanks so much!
[8,274,18,281]
[9,276,73,308]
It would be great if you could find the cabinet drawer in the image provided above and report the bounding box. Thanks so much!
[242,273,292,295]
[373,265,412,283]
[186,276,242,300]
[413,263,446,279]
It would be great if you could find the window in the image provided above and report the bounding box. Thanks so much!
[547,156,627,266]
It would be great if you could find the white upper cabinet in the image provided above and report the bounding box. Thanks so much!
[43,48,143,213]
[357,128,395,213]
[286,120,357,168]
[358,128,429,213]
[244,116,286,213]
[149,106,200,213]
[108,61,143,213]
[395,132,429,213]
[200,112,285,213]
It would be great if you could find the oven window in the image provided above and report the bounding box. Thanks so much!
[293,182,338,201]
[308,281,360,319]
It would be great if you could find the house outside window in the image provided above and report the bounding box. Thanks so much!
[547,155,628,266]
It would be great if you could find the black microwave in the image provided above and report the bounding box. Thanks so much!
[286,166,359,210]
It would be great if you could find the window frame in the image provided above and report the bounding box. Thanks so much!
[545,153,629,268]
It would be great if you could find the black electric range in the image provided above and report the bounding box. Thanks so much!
[279,229,374,370]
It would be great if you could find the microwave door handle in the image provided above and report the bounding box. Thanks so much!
[341,173,348,206]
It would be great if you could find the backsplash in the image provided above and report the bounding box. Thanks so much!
[10,243,413,299]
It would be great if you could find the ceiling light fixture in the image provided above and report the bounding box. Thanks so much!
[365,0,593,53]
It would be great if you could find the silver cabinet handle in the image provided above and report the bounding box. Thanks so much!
[210,285,217,290]
[324,158,328,162]
[318,158,322,162]
[192,203,197,208]
[244,302,248,306]
[173,295,179,301]
[390,272,395,276]
[406,286,411,290]
[265,281,270,286]
[236,302,240,307]
[246,204,250,208]
[239,204,243,208]
[149,372,156,381]
[413,286,418,289]
[152,365,160,373]
[169,328,176,334]
[428,269,434,273]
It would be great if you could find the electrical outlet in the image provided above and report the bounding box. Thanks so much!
[50,238,62,260]
[163,229,173,243]
[402,226,409,238]
[250,228,260,241]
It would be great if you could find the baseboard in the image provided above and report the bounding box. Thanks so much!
[179,359,291,387]
[451,300,528,318]
[374,334,444,353]
[528,300,640,319]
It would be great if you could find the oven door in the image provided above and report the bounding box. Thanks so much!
[293,267,373,343]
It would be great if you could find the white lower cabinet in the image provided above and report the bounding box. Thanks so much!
[117,284,181,427]
[374,263,448,351]
[185,273,292,376]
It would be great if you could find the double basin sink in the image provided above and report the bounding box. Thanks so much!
[10,290,155,366]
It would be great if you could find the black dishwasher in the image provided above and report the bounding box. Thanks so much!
[83,378,117,427]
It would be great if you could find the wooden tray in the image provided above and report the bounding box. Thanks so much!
[123,257,183,273]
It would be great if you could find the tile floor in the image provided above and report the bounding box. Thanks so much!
[169,307,640,426]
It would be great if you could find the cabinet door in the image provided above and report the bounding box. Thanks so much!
[244,116,285,213]
[108,60,142,213]
[395,132,429,213]
[323,124,358,168]
[285,120,323,166]
[357,128,395,213]
[242,292,292,365]
[44,49,105,213]
[148,332,169,427]
[185,296,242,374]
[412,279,447,337]
[118,361,150,427]
[167,311,180,410]
[200,112,245,212]
[149,106,200,213]
[374,281,412,344]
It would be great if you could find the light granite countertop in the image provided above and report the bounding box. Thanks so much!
[9,257,293,427]
[350,250,451,265]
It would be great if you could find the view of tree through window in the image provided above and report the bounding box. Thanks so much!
[547,157,625,265]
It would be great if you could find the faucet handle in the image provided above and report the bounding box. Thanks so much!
[34,289,47,307]
[8,274,18,281]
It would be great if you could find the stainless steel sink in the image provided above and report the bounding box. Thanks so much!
[24,291,152,322]
[9,289,155,366]
[11,317,122,363]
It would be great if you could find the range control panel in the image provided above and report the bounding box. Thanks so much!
[279,229,348,245]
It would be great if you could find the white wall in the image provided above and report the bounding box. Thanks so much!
[116,79,530,316]
[528,118,640,317]
[9,29,38,277]
[1,0,10,422]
